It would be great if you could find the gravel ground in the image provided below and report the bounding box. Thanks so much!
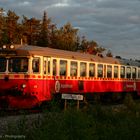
[0,113,43,135]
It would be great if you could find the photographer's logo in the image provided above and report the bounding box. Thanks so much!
[1,135,26,139]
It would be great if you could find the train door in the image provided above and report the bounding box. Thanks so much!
[43,57,51,100]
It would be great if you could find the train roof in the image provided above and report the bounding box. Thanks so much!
[2,44,140,67]
[15,45,120,65]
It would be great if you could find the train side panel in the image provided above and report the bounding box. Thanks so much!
[51,77,138,94]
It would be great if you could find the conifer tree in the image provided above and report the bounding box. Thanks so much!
[22,16,41,45]
[37,11,51,47]
[6,10,19,43]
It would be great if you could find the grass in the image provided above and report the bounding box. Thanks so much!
[2,95,140,140]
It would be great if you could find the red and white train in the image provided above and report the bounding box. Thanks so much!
[0,44,140,109]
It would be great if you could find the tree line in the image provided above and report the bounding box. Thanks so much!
[0,8,113,56]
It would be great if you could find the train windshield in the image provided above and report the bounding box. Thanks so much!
[0,57,6,72]
[9,57,28,72]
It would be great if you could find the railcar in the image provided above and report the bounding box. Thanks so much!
[0,44,140,109]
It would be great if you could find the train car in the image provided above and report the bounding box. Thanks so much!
[0,44,140,109]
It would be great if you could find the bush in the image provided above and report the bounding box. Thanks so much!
[123,94,135,109]
[4,101,140,140]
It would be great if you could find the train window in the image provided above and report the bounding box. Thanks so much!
[9,57,28,72]
[97,64,103,78]
[70,61,77,76]
[80,62,87,77]
[114,66,118,78]
[0,57,6,72]
[44,58,50,75]
[132,67,136,79]
[89,63,95,77]
[60,60,67,76]
[48,58,50,75]
[107,65,112,78]
[43,60,47,74]
[126,67,131,78]
[138,69,140,79]
[104,65,106,78]
[53,59,57,76]
[32,58,40,73]
[120,66,125,78]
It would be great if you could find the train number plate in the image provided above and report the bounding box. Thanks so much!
[62,94,83,100]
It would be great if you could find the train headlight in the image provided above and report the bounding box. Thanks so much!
[10,45,15,49]
[21,84,26,88]
[2,45,6,49]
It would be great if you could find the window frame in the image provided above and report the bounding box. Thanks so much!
[132,67,137,79]
[70,61,78,77]
[52,59,57,76]
[32,57,40,73]
[138,68,140,79]
[60,60,67,76]
[80,62,87,77]
[9,57,29,73]
[107,65,112,78]
[0,57,7,72]
[120,66,125,78]
[89,63,95,77]
[114,65,119,78]
[97,64,103,78]
[126,67,131,79]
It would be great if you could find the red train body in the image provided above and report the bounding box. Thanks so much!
[0,45,140,109]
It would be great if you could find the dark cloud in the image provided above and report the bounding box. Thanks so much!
[1,0,140,59]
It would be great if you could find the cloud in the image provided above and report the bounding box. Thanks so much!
[18,1,31,6]
[1,0,140,59]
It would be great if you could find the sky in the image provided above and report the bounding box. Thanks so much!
[1,0,140,59]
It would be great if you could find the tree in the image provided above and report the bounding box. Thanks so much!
[79,37,105,55]
[86,40,98,54]
[52,22,79,51]
[0,8,4,37]
[0,8,106,55]
[106,50,113,57]
[0,8,6,46]
[79,36,88,52]
[6,10,19,43]
[37,11,52,47]
[22,16,41,45]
